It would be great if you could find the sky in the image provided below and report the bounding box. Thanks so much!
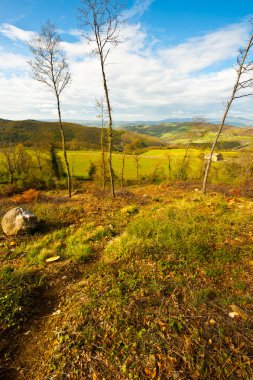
[0,0,252,121]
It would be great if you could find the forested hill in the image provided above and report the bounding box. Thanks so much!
[0,119,166,151]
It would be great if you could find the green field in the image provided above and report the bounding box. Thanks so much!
[63,149,198,179]
[64,148,241,180]
[0,147,246,185]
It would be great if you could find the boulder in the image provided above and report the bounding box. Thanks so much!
[1,207,38,236]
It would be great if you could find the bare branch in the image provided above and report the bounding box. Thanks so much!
[79,0,125,197]
[28,21,72,97]
[202,26,253,194]
[28,21,72,198]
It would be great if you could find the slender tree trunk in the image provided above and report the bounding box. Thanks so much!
[202,35,253,194]
[56,95,72,198]
[10,171,14,185]
[121,146,126,189]
[99,54,115,197]
[168,156,172,180]
[178,137,192,179]
[202,96,234,194]
[35,151,43,173]
[100,115,106,190]
[134,157,140,182]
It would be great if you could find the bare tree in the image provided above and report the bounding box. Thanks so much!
[28,21,72,198]
[202,29,253,194]
[33,142,46,174]
[132,153,141,182]
[2,147,19,184]
[177,116,206,179]
[2,144,30,184]
[167,155,172,180]
[120,144,127,189]
[96,97,107,190]
[120,133,131,189]
[79,0,125,197]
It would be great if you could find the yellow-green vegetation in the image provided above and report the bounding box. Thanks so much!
[64,148,241,183]
[0,145,252,200]
[1,186,253,379]
[18,223,110,265]
[0,267,44,330]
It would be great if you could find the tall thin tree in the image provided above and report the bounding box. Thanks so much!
[202,28,253,194]
[79,0,125,197]
[96,97,107,190]
[178,116,206,179]
[28,21,72,198]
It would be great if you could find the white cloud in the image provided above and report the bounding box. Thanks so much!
[0,49,27,70]
[158,23,249,73]
[0,20,252,121]
[125,0,154,18]
[0,23,35,42]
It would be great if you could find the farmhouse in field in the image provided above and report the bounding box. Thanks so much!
[204,153,223,162]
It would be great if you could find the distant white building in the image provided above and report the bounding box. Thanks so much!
[204,153,223,162]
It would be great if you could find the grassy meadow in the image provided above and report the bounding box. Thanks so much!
[1,140,253,378]
[63,148,241,181]
[1,185,253,379]
[0,146,246,189]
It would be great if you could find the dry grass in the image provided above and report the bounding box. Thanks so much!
[1,184,253,379]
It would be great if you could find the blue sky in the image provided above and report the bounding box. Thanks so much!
[0,0,252,120]
[0,0,252,44]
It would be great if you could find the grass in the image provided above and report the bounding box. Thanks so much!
[0,266,44,330]
[11,221,112,265]
[1,186,253,379]
[0,147,249,191]
[34,189,253,379]
[65,148,244,184]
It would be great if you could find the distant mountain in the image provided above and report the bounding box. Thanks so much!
[153,117,253,127]
[0,119,166,151]
[43,116,253,128]
[213,117,253,127]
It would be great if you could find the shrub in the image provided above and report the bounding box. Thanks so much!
[12,188,39,204]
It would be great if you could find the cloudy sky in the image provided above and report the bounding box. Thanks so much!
[0,0,252,121]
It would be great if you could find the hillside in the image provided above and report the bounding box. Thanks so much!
[0,119,166,151]
[1,185,253,379]
[119,122,253,150]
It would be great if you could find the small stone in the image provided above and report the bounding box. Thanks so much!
[229,304,248,320]
[229,311,240,319]
[52,310,61,316]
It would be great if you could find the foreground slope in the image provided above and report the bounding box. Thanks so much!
[0,185,253,379]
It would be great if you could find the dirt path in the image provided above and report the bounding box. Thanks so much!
[0,260,89,380]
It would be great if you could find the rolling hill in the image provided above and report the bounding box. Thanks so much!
[119,122,253,150]
[0,119,166,151]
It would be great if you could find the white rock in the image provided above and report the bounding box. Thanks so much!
[1,207,38,236]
